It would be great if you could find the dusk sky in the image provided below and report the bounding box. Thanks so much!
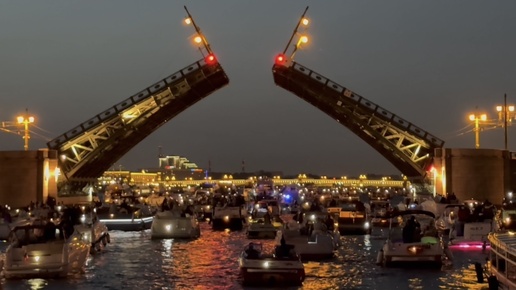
[1,1,515,177]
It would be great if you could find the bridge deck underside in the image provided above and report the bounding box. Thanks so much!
[272,63,444,178]
[48,60,229,182]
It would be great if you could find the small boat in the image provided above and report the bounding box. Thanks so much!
[246,214,282,239]
[370,200,394,228]
[436,202,497,249]
[378,209,448,268]
[337,199,371,235]
[238,241,305,286]
[150,210,200,239]
[0,223,90,279]
[276,211,339,260]
[211,206,246,231]
[487,231,514,289]
[67,205,110,254]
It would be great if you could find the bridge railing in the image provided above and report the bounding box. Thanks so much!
[288,62,444,148]
[48,58,212,149]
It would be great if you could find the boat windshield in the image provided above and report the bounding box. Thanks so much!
[9,224,63,246]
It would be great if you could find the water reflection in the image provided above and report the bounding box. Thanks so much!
[0,223,495,289]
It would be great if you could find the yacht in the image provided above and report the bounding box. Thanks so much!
[238,242,305,286]
[1,223,90,279]
[378,209,448,268]
[150,210,200,239]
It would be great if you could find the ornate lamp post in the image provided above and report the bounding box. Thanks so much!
[469,113,487,149]
[17,110,35,151]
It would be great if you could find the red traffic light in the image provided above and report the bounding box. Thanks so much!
[205,53,217,65]
[275,54,287,66]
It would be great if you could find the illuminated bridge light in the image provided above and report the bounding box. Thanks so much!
[205,53,217,65]
[275,54,287,66]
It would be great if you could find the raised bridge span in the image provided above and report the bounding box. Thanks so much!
[47,7,442,194]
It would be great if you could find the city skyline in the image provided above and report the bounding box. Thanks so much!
[1,1,516,177]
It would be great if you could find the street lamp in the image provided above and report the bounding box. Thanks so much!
[17,110,35,151]
[469,113,487,149]
[496,94,515,150]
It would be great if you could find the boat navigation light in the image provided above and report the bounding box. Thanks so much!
[34,256,40,262]
[165,225,172,231]
[364,222,370,229]
[263,261,270,268]
[80,215,86,223]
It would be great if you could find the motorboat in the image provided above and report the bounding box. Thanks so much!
[246,214,282,239]
[67,205,110,255]
[435,202,497,249]
[0,223,90,279]
[487,231,515,289]
[96,202,154,231]
[150,209,200,239]
[337,199,371,235]
[370,200,393,228]
[211,205,246,231]
[0,209,32,241]
[378,209,449,268]
[192,189,214,221]
[276,211,339,260]
[238,242,305,286]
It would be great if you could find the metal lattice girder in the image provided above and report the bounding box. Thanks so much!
[272,62,444,178]
[48,58,229,182]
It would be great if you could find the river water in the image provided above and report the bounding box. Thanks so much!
[0,223,493,290]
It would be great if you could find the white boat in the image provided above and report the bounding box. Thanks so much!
[0,215,32,241]
[238,242,305,286]
[436,203,497,249]
[487,231,515,289]
[276,211,339,260]
[211,206,245,231]
[70,205,110,254]
[150,210,200,239]
[246,215,282,239]
[378,209,448,267]
[0,223,90,279]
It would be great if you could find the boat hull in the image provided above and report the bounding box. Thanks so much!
[381,239,444,267]
[99,216,153,231]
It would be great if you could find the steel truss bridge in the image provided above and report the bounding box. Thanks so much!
[46,7,443,194]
